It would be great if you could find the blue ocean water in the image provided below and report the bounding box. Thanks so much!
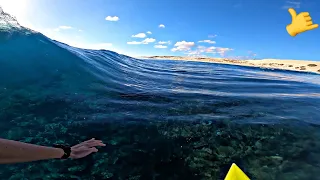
[2,29,320,125]
[1,8,320,179]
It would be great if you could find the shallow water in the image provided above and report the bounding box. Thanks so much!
[1,9,320,179]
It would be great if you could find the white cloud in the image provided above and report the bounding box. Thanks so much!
[208,34,217,38]
[186,46,210,55]
[201,46,215,53]
[54,26,73,31]
[127,41,142,45]
[78,29,83,32]
[127,38,156,45]
[198,40,216,44]
[154,45,167,49]
[142,38,156,44]
[159,24,165,28]
[147,31,152,34]
[158,41,171,45]
[105,16,119,21]
[171,41,195,52]
[186,46,233,57]
[282,1,300,9]
[132,33,147,38]
[216,47,233,56]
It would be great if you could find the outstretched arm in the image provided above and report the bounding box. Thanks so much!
[0,138,105,164]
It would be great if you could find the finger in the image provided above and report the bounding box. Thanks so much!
[73,140,104,149]
[86,141,106,147]
[82,139,102,145]
[288,8,297,18]
[306,21,313,26]
[90,147,98,153]
[85,139,104,145]
[93,142,106,146]
[301,12,310,17]
[72,143,84,149]
[84,138,96,143]
[72,141,95,148]
[306,24,319,31]
[85,139,103,144]
[72,139,103,148]
[97,143,106,147]
[85,140,103,144]
[73,138,96,147]
[305,16,312,21]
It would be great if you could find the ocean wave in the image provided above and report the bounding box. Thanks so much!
[1,9,320,126]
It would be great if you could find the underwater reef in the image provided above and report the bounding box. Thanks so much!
[1,95,320,180]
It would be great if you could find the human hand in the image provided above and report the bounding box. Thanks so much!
[286,8,318,36]
[70,138,106,159]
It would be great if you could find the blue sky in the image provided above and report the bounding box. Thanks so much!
[1,0,319,60]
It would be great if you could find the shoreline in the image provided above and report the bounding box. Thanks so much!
[140,56,320,74]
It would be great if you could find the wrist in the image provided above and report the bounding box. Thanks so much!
[52,144,71,159]
[53,148,65,159]
[286,24,297,37]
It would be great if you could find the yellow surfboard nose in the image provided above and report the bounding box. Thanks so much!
[224,163,250,180]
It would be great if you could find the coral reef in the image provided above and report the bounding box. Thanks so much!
[1,96,320,180]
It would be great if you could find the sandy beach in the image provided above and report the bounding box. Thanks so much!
[141,56,320,74]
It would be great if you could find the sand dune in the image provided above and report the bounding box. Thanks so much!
[141,56,320,74]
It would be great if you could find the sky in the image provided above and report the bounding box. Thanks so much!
[0,0,319,60]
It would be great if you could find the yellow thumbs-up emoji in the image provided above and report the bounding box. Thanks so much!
[286,8,318,37]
